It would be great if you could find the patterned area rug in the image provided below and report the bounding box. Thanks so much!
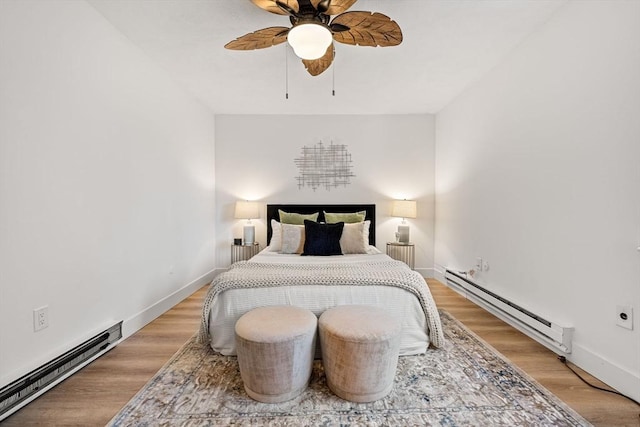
[108,311,591,426]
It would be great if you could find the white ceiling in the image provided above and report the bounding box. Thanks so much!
[88,0,567,115]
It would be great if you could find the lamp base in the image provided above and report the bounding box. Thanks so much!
[243,224,255,245]
[397,224,410,244]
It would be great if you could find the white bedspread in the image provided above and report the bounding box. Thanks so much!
[200,250,444,356]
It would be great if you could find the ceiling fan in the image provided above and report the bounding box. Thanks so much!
[225,0,403,76]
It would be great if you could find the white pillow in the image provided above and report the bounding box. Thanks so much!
[340,221,368,254]
[281,223,305,254]
[366,245,382,254]
[362,220,370,246]
[268,219,282,252]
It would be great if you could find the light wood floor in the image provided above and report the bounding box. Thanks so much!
[3,279,639,426]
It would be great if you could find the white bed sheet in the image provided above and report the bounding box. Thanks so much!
[208,249,430,356]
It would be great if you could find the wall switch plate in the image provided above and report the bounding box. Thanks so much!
[475,257,483,271]
[616,305,633,330]
[482,260,490,271]
[34,306,49,332]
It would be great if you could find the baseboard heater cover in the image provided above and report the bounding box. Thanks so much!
[0,321,123,421]
[445,270,573,354]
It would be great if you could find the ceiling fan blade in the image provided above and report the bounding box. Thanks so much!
[301,44,334,76]
[331,11,402,47]
[310,0,357,15]
[250,0,299,15]
[225,27,290,50]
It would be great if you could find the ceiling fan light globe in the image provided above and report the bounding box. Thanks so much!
[287,23,332,60]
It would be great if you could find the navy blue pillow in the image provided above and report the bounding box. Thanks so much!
[302,220,344,256]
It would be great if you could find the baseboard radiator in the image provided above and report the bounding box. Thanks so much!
[0,321,122,421]
[445,270,573,354]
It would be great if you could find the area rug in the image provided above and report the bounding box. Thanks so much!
[107,310,591,426]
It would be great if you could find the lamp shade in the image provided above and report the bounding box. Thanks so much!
[391,200,417,219]
[234,201,260,220]
[287,23,333,60]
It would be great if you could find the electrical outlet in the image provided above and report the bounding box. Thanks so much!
[616,305,633,330]
[482,260,490,271]
[475,257,482,271]
[33,306,49,332]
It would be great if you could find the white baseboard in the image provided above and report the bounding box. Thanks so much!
[436,275,640,403]
[570,343,640,403]
[122,269,216,338]
[433,264,446,283]
[415,267,434,278]
[0,270,217,392]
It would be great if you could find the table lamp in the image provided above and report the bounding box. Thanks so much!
[235,201,260,245]
[391,200,417,244]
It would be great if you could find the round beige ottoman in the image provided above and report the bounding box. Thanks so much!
[319,305,402,403]
[235,305,317,403]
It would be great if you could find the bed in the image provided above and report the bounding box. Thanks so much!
[198,204,444,356]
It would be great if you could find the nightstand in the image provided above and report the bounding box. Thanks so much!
[386,242,415,269]
[231,243,260,263]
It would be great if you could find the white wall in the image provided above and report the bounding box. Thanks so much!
[0,0,215,386]
[215,114,435,274]
[435,1,640,400]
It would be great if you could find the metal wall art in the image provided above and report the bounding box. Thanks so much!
[294,140,355,191]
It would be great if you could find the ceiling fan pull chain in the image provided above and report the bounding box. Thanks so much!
[285,45,289,100]
[332,48,336,97]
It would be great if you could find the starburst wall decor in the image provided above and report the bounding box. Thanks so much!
[294,141,355,191]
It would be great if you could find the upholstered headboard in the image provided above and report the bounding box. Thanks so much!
[267,204,376,246]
